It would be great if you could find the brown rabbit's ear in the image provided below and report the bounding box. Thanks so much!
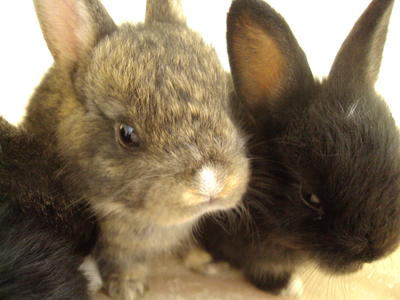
[227,0,314,115]
[327,0,395,90]
[34,0,116,68]
[145,0,186,25]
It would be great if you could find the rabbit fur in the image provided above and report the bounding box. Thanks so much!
[198,0,400,295]
[23,0,250,299]
[0,117,97,300]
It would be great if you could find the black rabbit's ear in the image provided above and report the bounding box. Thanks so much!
[327,0,395,89]
[145,0,186,25]
[227,0,314,116]
[34,0,117,68]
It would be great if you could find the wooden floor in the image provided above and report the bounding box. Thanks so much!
[93,247,400,300]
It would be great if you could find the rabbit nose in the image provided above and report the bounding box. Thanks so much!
[197,166,243,200]
[198,167,222,197]
[359,246,385,263]
[181,167,222,207]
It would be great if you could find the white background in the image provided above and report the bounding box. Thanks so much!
[0,0,399,125]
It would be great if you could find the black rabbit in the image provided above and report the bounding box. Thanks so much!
[199,0,400,296]
[0,117,97,300]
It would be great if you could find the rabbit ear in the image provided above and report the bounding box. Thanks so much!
[227,0,314,117]
[327,0,395,89]
[34,0,116,68]
[145,0,186,25]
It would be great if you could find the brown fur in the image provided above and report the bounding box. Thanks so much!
[24,1,250,299]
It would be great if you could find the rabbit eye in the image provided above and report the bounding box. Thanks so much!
[301,193,324,218]
[117,123,140,149]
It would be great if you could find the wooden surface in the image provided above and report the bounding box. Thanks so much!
[92,247,400,300]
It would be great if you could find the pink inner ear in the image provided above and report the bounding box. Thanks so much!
[38,0,94,65]
[231,13,287,105]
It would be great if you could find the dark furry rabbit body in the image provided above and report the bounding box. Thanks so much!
[0,117,97,300]
[23,0,250,299]
[199,0,400,295]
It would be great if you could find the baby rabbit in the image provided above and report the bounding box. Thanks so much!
[0,117,97,300]
[23,0,250,299]
[199,0,400,295]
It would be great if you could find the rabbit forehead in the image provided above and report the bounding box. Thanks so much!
[83,24,227,114]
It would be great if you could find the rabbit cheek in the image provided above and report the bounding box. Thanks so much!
[147,165,248,227]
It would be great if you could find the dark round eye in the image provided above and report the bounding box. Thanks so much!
[117,123,140,149]
[301,192,324,218]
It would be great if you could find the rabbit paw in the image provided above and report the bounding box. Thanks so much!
[105,277,147,300]
[183,246,222,275]
[190,261,221,275]
[247,270,293,295]
[79,256,103,294]
[280,276,304,297]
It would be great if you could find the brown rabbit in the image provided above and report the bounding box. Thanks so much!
[198,0,400,296]
[24,0,250,299]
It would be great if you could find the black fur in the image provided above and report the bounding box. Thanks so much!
[0,118,97,300]
[199,0,400,295]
